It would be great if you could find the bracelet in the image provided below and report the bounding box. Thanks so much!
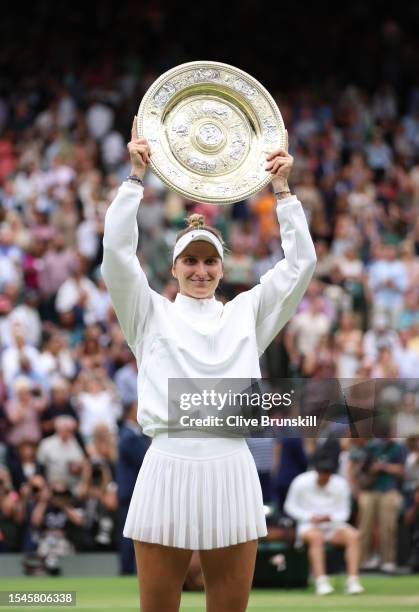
[274,190,292,199]
[126,175,144,186]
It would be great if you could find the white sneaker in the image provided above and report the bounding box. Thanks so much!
[315,576,335,595]
[360,554,380,570]
[380,562,396,573]
[346,576,365,595]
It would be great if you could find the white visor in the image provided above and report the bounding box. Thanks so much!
[173,229,224,263]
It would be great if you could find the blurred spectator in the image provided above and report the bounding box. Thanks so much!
[40,377,79,438]
[5,290,42,348]
[222,235,254,298]
[37,416,85,493]
[284,452,364,595]
[38,332,77,381]
[398,290,419,330]
[246,436,274,504]
[296,279,333,318]
[136,186,165,234]
[250,187,278,242]
[79,458,118,551]
[87,423,117,475]
[285,296,331,375]
[90,269,113,326]
[334,312,364,378]
[323,266,354,320]
[74,371,121,442]
[405,485,419,572]
[302,334,336,378]
[101,131,125,171]
[114,350,137,406]
[394,329,419,378]
[86,100,114,141]
[399,240,419,292]
[330,215,359,257]
[294,170,327,237]
[313,240,336,281]
[370,346,399,378]
[1,322,43,388]
[8,439,39,491]
[404,433,419,496]
[76,324,107,371]
[0,221,22,267]
[0,466,24,551]
[50,192,79,249]
[395,394,419,440]
[252,241,280,283]
[355,433,405,572]
[30,478,86,572]
[5,377,47,446]
[347,439,370,501]
[365,127,393,173]
[363,312,401,363]
[294,106,318,144]
[38,231,77,321]
[272,436,308,513]
[367,243,407,325]
[55,253,100,326]
[116,402,150,574]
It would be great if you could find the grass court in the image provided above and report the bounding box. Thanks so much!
[0,575,418,611]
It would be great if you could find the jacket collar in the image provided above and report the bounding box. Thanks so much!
[174,292,222,314]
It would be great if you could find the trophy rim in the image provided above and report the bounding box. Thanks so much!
[137,61,285,205]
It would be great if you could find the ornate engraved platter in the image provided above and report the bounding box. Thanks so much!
[137,61,286,205]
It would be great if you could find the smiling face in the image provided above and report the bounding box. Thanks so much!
[172,240,223,299]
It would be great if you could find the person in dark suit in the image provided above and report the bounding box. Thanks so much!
[116,401,150,574]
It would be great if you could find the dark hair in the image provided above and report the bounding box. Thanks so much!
[313,451,337,474]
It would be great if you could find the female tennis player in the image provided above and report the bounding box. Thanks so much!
[101,117,317,611]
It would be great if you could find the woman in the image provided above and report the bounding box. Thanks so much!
[5,377,47,447]
[334,311,364,378]
[74,371,121,443]
[101,117,316,611]
[399,239,419,292]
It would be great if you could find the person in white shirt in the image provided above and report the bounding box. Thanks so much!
[85,101,114,141]
[285,295,331,371]
[6,291,42,348]
[55,253,100,325]
[1,321,42,388]
[101,117,317,612]
[363,312,401,362]
[75,375,121,443]
[284,453,364,595]
[37,416,85,492]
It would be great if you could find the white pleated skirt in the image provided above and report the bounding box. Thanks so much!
[123,433,268,550]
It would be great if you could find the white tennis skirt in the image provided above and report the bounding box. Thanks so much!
[123,433,267,550]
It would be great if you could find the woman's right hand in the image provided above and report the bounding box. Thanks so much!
[128,115,151,179]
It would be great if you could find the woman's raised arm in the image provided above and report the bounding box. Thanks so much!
[249,136,317,355]
[101,120,153,350]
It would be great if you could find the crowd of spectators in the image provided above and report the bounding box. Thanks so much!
[0,6,419,576]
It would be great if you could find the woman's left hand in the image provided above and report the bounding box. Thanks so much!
[265,130,294,191]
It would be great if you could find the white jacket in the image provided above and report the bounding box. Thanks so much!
[101,182,316,437]
[284,470,351,524]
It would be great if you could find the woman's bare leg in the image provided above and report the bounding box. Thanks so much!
[199,539,258,612]
[301,528,326,577]
[133,540,193,612]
